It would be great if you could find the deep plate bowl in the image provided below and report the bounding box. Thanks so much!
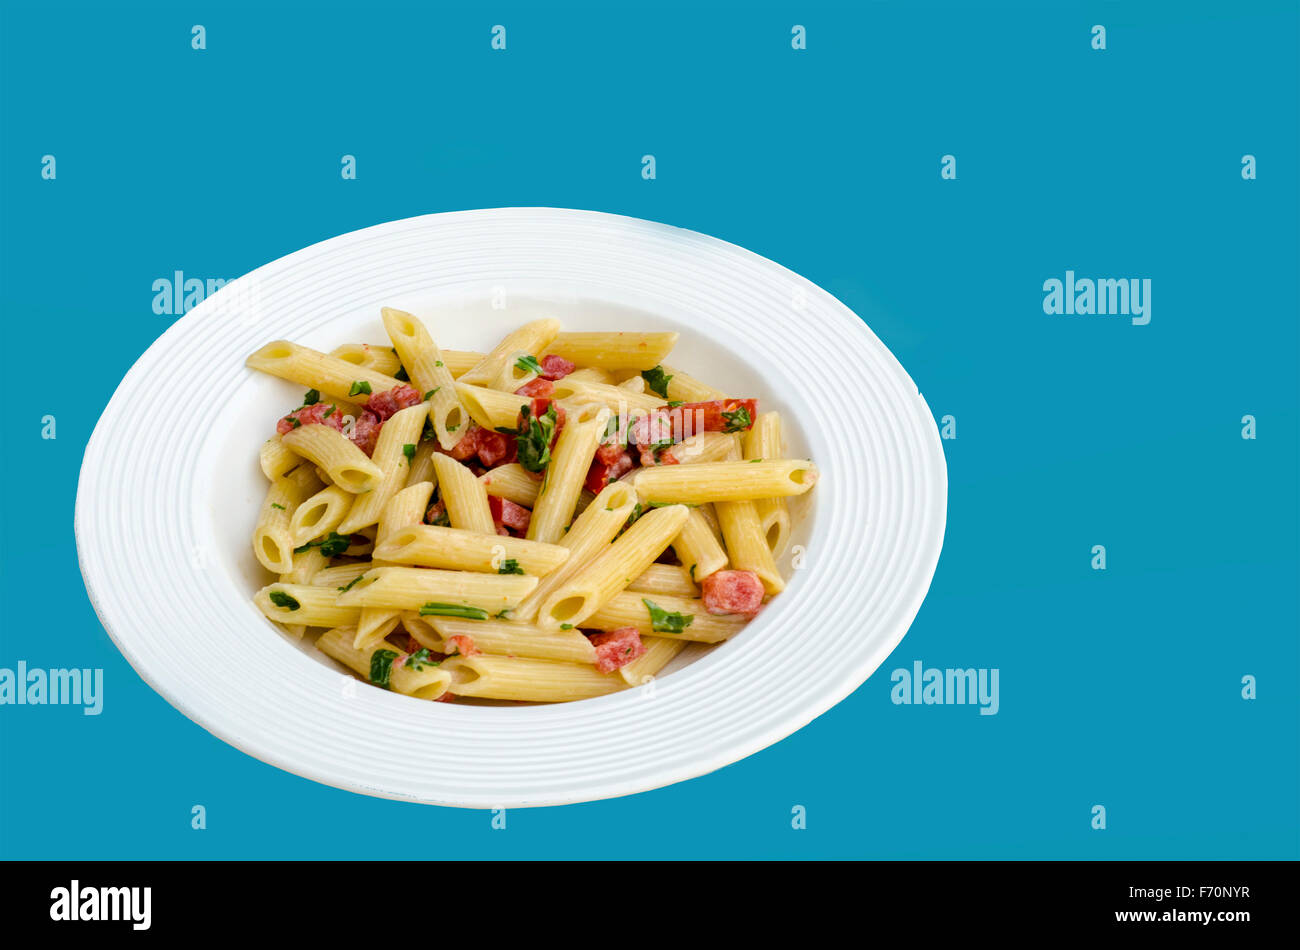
[76,208,947,807]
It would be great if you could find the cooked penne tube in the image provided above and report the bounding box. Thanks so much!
[627,563,701,598]
[669,431,736,465]
[277,547,330,638]
[406,443,439,486]
[537,504,689,629]
[373,524,570,576]
[528,405,609,544]
[455,382,530,431]
[328,342,403,377]
[246,340,405,406]
[744,411,791,557]
[479,463,541,507]
[670,508,729,581]
[289,485,352,548]
[381,307,468,450]
[441,350,485,378]
[618,635,688,685]
[309,563,372,589]
[338,403,427,533]
[585,591,748,643]
[425,617,597,664]
[252,465,324,573]
[617,375,646,394]
[259,436,300,480]
[660,364,726,402]
[254,583,360,628]
[315,628,450,700]
[336,566,538,613]
[632,459,818,505]
[457,318,561,389]
[550,377,664,413]
[400,611,441,651]
[511,481,640,622]
[545,332,679,370]
[430,453,494,534]
[442,654,624,702]
[716,495,784,594]
[566,366,614,385]
[354,479,436,649]
[279,424,383,493]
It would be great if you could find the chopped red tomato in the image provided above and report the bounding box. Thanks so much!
[365,383,422,421]
[350,410,383,456]
[514,378,554,399]
[476,429,517,467]
[446,634,481,657]
[277,402,346,435]
[444,424,482,461]
[662,398,758,437]
[701,569,765,615]
[588,627,646,673]
[488,496,532,533]
[539,354,576,380]
[585,449,634,493]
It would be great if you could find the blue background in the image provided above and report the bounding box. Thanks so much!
[2,0,1296,859]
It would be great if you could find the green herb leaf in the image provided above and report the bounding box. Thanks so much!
[560,623,574,631]
[294,531,351,558]
[402,443,416,463]
[369,649,399,687]
[269,590,300,611]
[497,558,524,575]
[348,380,372,397]
[641,365,673,399]
[721,406,752,432]
[515,354,542,375]
[270,502,285,510]
[667,400,684,408]
[422,418,437,443]
[404,648,440,671]
[513,403,559,473]
[423,388,439,400]
[394,366,410,381]
[419,602,490,620]
[289,417,302,429]
[642,597,694,634]
[337,575,365,593]
[435,360,444,367]
[302,389,320,406]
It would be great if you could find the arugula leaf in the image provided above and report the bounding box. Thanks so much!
[302,389,320,406]
[348,380,372,397]
[512,403,559,473]
[268,590,300,611]
[404,648,440,671]
[641,365,673,399]
[721,406,752,432]
[642,598,693,634]
[419,602,489,620]
[294,531,351,557]
[497,558,524,575]
[515,354,542,375]
[402,443,416,463]
[369,649,399,687]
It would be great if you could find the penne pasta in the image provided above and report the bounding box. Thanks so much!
[536,504,689,629]
[381,307,469,450]
[316,628,450,700]
[254,582,360,629]
[627,563,701,599]
[670,508,729,582]
[550,377,665,413]
[618,635,688,686]
[424,616,597,664]
[660,364,727,403]
[480,462,541,507]
[373,524,570,576]
[354,479,435,649]
[744,411,792,557]
[565,366,614,385]
[430,453,495,534]
[528,405,609,544]
[455,382,530,431]
[279,424,384,494]
[309,563,372,589]
[442,654,625,702]
[632,459,819,505]
[328,342,404,377]
[246,340,405,406]
[338,403,427,533]
[289,485,353,548]
[259,436,300,480]
[585,591,748,643]
[457,318,561,389]
[336,566,538,613]
[252,465,324,573]
[545,331,679,370]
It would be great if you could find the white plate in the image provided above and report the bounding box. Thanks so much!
[76,208,947,808]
